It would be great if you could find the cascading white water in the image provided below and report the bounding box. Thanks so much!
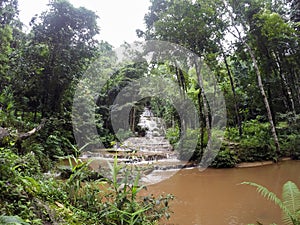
[137,106,165,138]
[80,106,184,176]
[123,106,173,154]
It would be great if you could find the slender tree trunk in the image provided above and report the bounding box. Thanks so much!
[131,107,136,131]
[294,71,300,108]
[34,110,37,123]
[194,58,211,145]
[198,92,205,153]
[222,50,242,136]
[274,53,296,116]
[245,42,281,156]
[287,66,300,110]
[266,81,276,126]
[174,62,186,98]
[223,2,281,157]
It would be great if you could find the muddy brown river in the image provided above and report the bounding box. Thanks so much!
[144,160,300,225]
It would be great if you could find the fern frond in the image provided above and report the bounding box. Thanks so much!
[242,182,283,205]
[242,181,293,225]
[282,181,300,224]
[283,181,300,213]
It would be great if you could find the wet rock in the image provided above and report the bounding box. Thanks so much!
[0,127,9,139]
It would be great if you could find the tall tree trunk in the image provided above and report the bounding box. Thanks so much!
[245,42,281,156]
[198,92,205,153]
[274,53,296,116]
[131,107,136,132]
[174,62,187,98]
[223,2,281,157]
[34,110,37,123]
[194,58,211,146]
[286,65,300,110]
[293,69,300,108]
[222,50,242,136]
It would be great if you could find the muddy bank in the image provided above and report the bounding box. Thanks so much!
[235,157,292,168]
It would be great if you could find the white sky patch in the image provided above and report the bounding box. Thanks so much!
[18,0,150,48]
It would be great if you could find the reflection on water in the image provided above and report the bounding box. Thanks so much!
[145,160,300,225]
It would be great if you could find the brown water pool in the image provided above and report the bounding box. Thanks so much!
[145,160,300,225]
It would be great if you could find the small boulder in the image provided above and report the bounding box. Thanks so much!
[0,127,9,139]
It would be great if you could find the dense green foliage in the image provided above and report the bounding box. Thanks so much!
[142,0,300,167]
[1,0,300,222]
[1,0,300,166]
[0,0,174,223]
[0,148,173,224]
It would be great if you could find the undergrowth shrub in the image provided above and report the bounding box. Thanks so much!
[280,133,300,159]
[0,148,174,225]
[176,128,202,161]
[166,126,180,146]
[35,116,75,160]
[225,119,276,162]
[0,148,44,224]
[95,157,174,224]
[210,147,238,168]
[277,116,300,159]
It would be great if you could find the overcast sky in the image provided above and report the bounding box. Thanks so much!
[18,0,150,48]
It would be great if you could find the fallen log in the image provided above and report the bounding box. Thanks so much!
[1,119,47,153]
[18,119,47,140]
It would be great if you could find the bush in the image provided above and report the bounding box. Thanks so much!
[176,128,201,161]
[277,117,300,159]
[116,128,133,141]
[21,141,52,172]
[0,148,174,225]
[225,119,275,162]
[279,133,300,159]
[0,148,44,224]
[166,126,180,146]
[210,147,238,168]
[95,157,174,224]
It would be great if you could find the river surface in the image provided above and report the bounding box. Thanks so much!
[144,160,300,225]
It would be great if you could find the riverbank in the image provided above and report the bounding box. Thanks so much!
[235,157,292,168]
[79,156,295,175]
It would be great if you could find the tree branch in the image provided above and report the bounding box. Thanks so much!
[0,119,47,141]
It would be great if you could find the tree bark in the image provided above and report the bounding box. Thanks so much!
[194,58,212,146]
[1,121,46,140]
[0,119,47,154]
[274,53,296,116]
[18,119,47,140]
[245,42,281,156]
[131,107,136,132]
[223,1,281,157]
[198,92,205,153]
[222,50,242,136]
